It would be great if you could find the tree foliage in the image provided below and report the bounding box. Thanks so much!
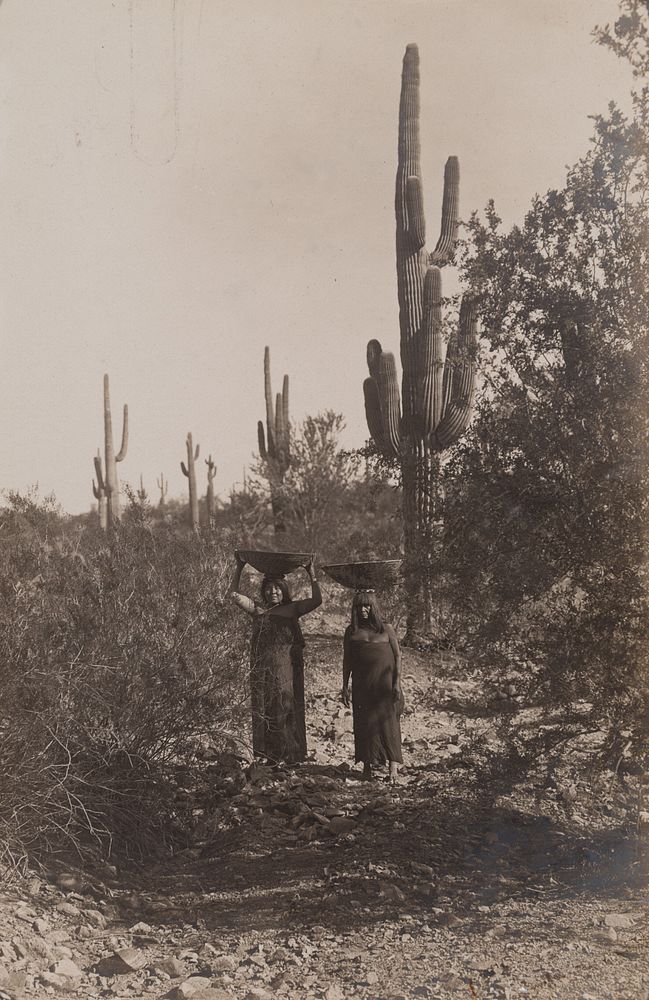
[441,4,649,744]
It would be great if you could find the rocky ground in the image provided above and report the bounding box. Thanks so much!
[1,629,647,1000]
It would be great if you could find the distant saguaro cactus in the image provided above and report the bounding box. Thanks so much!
[137,476,148,503]
[102,374,129,525]
[181,433,200,533]
[92,450,108,531]
[362,44,478,638]
[205,454,217,526]
[257,346,291,536]
[156,473,168,507]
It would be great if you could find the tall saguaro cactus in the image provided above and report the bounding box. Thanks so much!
[92,450,108,531]
[181,433,200,533]
[102,374,129,525]
[157,473,168,507]
[257,346,291,536]
[205,454,217,526]
[363,44,478,638]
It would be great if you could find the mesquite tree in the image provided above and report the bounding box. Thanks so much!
[102,374,129,525]
[181,433,200,533]
[257,346,291,537]
[363,44,477,638]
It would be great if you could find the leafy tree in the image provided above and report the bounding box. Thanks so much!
[442,1,649,747]
[248,411,401,564]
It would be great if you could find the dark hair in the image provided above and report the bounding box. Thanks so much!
[261,576,291,605]
[350,591,384,633]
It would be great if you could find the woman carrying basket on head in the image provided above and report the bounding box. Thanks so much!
[342,589,403,783]
[230,552,322,764]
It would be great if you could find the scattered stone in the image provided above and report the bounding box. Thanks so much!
[211,956,237,973]
[30,937,56,962]
[46,930,70,945]
[131,921,153,934]
[96,947,147,976]
[50,958,83,979]
[366,970,379,985]
[327,816,356,837]
[155,957,186,978]
[198,943,219,957]
[85,909,108,928]
[166,976,213,998]
[324,987,345,1000]
[188,992,232,1000]
[378,882,405,902]
[33,918,49,935]
[56,902,81,918]
[603,913,634,929]
[38,971,67,990]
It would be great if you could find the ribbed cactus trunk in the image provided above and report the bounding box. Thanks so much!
[206,454,217,527]
[92,451,108,531]
[157,474,168,507]
[181,433,200,533]
[103,375,129,526]
[401,443,442,636]
[362,45,478,642]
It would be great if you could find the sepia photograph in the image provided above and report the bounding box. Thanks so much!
[0,1,647,998]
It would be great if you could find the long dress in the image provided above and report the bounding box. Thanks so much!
[249,611,307,764]
[349,637,403,765]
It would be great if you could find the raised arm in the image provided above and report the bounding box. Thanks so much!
[291,558,323,616]
[342,626,352,706]
[228,552,257,616]
[387,624,402,700]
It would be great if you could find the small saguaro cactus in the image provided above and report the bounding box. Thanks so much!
[137,475,148,503]
[205,454,217,526]
[181,433,200,533]
[102,374,129,524]
[362,44,478,638]
[156,473,168,507]
[92,450,108,530]
[257,346,291,536]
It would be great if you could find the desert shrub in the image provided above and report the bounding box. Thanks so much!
[0,493,249,870]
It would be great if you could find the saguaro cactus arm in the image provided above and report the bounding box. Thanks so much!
[93,451,105,494]
[206,455,217,480]
[429,157,460,266]
[181,437,200,476]
[115,405,129,462]
[435,293,478,449]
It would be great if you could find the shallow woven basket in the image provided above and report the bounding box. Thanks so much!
[237,550,313,576]
[321,560,402,590]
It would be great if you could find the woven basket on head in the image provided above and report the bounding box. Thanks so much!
[237,550,313,577]
[321,560,402,590]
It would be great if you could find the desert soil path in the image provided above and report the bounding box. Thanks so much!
[1,633,647,999]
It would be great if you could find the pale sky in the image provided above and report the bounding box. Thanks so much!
[0,0,634,514]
